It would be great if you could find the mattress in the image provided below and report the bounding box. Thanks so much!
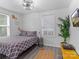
[0,36,38,59]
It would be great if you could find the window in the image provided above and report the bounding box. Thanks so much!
[0,13,10,37]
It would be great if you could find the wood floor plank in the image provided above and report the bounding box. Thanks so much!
[34,48,53,59]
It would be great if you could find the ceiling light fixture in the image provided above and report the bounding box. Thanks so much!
[23,0,34,10]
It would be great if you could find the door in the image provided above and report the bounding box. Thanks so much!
[41,14,56,46]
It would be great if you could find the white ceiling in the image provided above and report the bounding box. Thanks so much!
[0,0,72,14]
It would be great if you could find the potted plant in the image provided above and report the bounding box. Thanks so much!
[58,16,70,44]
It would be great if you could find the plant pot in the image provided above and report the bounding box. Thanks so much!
[61,42,75,50]
[61,42,68,48]
[61,42,67,45]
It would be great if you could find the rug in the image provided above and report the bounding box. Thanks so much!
[34,48,54,59]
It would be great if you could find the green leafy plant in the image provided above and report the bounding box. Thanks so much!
[58,16,70,43]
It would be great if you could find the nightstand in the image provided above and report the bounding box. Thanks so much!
[38,37,44,47]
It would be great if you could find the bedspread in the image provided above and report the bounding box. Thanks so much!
[0,36,38,59]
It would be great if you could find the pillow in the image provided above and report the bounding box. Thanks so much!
[62,43,75,50]
[19,31,27,36]
[26,31,37,37]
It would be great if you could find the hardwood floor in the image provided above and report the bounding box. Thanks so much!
[34,48,53,59]
[0,45,62,59]
[18,46,62,59]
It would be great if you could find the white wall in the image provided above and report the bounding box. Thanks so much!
[23,8,69,47]
[23,13,41,31]
[68,0,79,54]
[0,7,23,36]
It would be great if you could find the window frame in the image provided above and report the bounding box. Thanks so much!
[0,13,10,38]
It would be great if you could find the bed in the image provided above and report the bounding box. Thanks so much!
[0,36,38,59]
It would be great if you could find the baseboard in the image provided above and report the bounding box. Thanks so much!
[44,43,60,48]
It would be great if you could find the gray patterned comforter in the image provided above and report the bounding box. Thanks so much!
[0,36,38,59]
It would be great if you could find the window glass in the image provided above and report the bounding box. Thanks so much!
[0,27,7,36]
[0,14,10,37]
[0,15,7,25]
